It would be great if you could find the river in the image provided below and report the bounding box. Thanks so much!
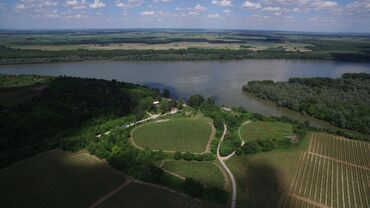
[1,59,370,129]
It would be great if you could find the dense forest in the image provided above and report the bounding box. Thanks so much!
[0,76,158,168]
[1,47,370,65]
[243,73,370,135]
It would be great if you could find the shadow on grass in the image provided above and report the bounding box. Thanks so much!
[238,161,286,208]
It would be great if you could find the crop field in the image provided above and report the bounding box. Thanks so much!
[0,150,126,208]
[226,134,310,208]
[131,118,214,153]
[96,182,218,208]
[281,133,370,208]
[239,121,293,142]
[161,161,226,189]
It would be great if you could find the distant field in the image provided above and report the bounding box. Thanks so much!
[131,118,213,153]
[0,150,126,208]
[239,121,293,142]
[281,133,370,208]
[0,74,52,88]
[96,182,217,208]
[10,42,313,52]
[162,161,225,189]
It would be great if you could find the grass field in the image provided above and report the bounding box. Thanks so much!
[131,118,213,153]
[281,133,370,208]
[239,121,293,142]
[226,133,311,208]
[96,182,218,208]
[162,160,225,189]
[0,150,126,208]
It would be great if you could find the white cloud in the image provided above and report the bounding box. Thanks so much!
[223,9,231,14]
[116,0,143,9]
[314,1,338,9]
[141,10,155,16]
[153,0,173,2]
[90,0,106,9]
[241,1,262,9]
[208,13,220,18]
[212,0,233,7]
[189,4,207,15]
[16,3,26,11]
[262,6,281,12]
[66,0,88,10]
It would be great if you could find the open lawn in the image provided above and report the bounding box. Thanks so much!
[239,121,293,142]
[226,133,311,208]
[162,160,226,189]
[131,118,214,153]
[96,182,218,208]
[0,150,126,208]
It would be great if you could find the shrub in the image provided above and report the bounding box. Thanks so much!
[242,140,261,154]
[258,139,275,152]
[174,151,182,160]
[183,151,194,161]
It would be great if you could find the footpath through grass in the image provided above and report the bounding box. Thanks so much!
[239,121,293,142]
[132,118,213,153]
[226,133,311,208]
[162,160,225,189]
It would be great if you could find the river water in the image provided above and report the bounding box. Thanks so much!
[1,59,370,128]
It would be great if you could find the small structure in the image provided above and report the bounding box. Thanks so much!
[153,101,160,105]
[221,107,232,112]
[171,108,178,114]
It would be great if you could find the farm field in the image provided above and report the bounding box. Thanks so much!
[0,150,126,208]
[161,160,226,189]
[239,121,293,142]
[226,133,310,208]
[281,133,370,208]
[131,118,214,153]
[96,182,218,208]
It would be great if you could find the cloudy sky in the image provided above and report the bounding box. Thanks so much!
[0,0,369,32]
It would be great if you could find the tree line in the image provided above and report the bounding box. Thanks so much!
[243,73,370,135]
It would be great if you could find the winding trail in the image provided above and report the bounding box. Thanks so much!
[217,124,237,208]
[238,121,251,146]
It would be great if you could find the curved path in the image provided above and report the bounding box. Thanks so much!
[238,121,250,146]
[217,124,237,208]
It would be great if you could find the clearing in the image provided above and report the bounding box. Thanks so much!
[131,117,214,153]
[161,160,226,189]
[239,121,293,142]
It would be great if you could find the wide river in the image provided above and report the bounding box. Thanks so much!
[1,59,370,129]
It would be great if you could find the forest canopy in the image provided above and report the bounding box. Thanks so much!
[243,73,370,134]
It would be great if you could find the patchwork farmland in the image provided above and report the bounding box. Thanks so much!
[281,133,370,208]
[0,150,126,208]
[96,182,217,208]
[0,150,218,208]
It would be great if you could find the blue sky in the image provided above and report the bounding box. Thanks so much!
[0,0,369,32]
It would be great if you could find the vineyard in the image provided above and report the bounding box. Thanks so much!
[281,133,370,208]
[0,150,126,208]
[96,182,217,208]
